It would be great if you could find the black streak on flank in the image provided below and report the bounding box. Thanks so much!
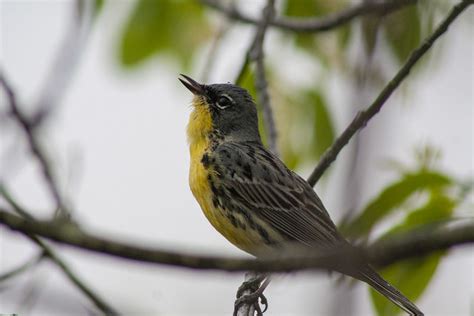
[201,153,210,168]
[257,225,273,245]
[212,196,220,208]
[227,213,238,228]
[209,179,219,196]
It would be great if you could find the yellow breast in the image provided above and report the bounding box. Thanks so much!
[187,97,225,234]
[187,98,273,255]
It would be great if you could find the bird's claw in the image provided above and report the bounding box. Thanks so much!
[234,291,268,315]
[234,275,268,315]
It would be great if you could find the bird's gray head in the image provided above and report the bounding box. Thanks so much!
[179,74,261,142]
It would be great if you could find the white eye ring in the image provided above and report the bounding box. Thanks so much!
[216,94,233,109]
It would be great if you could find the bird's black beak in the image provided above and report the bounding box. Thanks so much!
[179,74,205,95]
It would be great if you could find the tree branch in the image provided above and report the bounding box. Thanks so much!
[201,0,417,33]
[0,72,68,217]
[307,0,473,186]
[1,209,472,273]
[0,186,118,315]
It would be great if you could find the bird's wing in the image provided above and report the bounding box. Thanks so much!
[210,141,344,248]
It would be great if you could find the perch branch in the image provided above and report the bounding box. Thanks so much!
[1,209,472,273]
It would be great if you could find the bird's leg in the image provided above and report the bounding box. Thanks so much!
[234,272,271,315]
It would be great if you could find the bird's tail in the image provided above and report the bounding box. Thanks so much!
[358,265,423,316]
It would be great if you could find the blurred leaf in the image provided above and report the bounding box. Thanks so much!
[238,64,256,99]
[370,193,455,316]
[342,170,452,238]
[337,24,352,49]
[283,0,349,65]
[284,0,319,17]
[307,91,335,158]
[414,145,442,169]
[93,0,105,14]
[277,88,334,170]
[282,147,301,171]
[283,0,320,50]
[239,65,267,147]
[120,0,210,68]
[383,5,421,63]
[380,192,456,239]
[371,252,441,316]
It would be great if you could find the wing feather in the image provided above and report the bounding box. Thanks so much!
[211,141,344,248]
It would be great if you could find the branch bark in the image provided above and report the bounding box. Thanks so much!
[201,0,417,33]
[1,209,472,273]
[307,0,473,186]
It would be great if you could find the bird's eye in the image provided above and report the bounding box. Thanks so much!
[216,94,233,109]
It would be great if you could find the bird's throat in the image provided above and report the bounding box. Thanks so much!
[187,96,213,209]
[187,96,213,148]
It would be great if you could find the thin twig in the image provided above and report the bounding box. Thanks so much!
[233,0,278,155]
[199,6,232,83]
[307,0,473,186]
[201,0,417,33]
[0,253,44,283]
[0,185,118,315]
[1,209,472,273]
[250,0,278,156]
[0,73,68,217]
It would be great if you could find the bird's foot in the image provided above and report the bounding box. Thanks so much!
[233,274,269,316]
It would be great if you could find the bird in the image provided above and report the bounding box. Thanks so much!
[179,74,423,315]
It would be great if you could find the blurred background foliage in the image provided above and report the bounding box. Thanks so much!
[95,0,471,314]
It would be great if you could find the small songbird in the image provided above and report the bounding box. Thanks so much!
[179,74,423,315]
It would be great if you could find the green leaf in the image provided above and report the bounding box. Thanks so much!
[307,91,335,159]
[342,170,452,238]
[337,24,352,49]
[238,65,257,99]
[119,0,209,68]
[282,147,301,171]
[370,193,455,316]
[383,5,421,63]
[283,0,349,63]
[238,66,268,147]
[93,0,105,14]
[380,192,456,239]
[371,252,441,316]
[284,0,319,18]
